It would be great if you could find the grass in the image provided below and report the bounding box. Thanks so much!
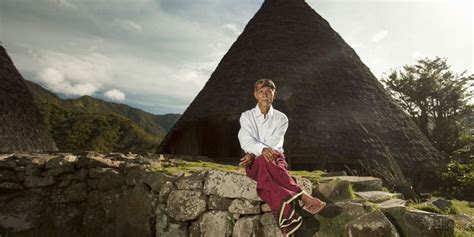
[150,160,242,175]
[451,200,474,217]
[150,159,326,185]
[408,199,473,237]
[288,170,325,183]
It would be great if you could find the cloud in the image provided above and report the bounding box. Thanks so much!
[223,24,241,36]
[114,18,143,33]
[33,50,114,96]
[37,67,98,96]
[104,89,126,101]
[371,30,388,43]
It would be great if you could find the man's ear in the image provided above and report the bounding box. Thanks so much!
[273,90,277,100]
[254,91,258,100]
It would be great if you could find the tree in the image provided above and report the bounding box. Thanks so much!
[382,57,473,155]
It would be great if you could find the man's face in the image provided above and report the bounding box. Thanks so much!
[254,86,276,107]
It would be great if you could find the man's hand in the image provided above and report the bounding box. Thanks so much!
[262,147,280,162]
[239,153,256,167]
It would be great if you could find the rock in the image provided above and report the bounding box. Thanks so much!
[344,210,399,237]
[261,203,272,212]
[166,190,207,221]
[96,171,126,191]
[316,179,353,202]
[314,201,367,237]
[259,213,284,237]
[43,155,77,177]
[159,181,174,203]
[228,199,261,215]
[321,176,383,191]
[0,169,20,182]
[355,191,402,203]
[142,171,174,193]
[204,170,259,201]
[100,190,122,220]
[0,181,23,189]
[176,172,205,190]
[77,155,120,169]
[321,171,347,177]
[156,205,188,237]
[45,155,77,169]
[43,164,75,176]
[51,182,88,203]
[430,197,452,212]
[0,191,45,231]
[209,194,233,210]
[190,211,233,237]
[375,198,407,214]
[0,157,17,169]
[116,183,158,237]
[87,190,101,207]
[125,165,145,186]
[46,203,83,236]
[72,168,88,181]
[393,209,455,237]
[469,202,474,208]
[232,215,261,237]
[88,167,117,178]
[83,207,108,236]
[24,175,55,188]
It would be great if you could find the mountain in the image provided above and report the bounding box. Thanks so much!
[24,80,181,153]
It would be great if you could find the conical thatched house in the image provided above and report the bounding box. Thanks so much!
[160,0,444,179]
[0,46,57,152]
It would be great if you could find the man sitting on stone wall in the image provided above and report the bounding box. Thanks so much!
[238,79,326,236]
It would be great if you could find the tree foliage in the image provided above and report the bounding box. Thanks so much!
[382,57,473,155]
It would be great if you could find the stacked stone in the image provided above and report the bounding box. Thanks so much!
[0,153,461,237]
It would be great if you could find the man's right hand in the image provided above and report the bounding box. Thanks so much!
[239,153,255,167]
[262,147,279,162]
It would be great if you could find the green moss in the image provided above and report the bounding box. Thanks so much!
[288,170,325,183]
[151,160,242,176]
[409,203,444,214]
[451,200,474,217]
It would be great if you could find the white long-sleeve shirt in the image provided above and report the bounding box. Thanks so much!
[237,104,289,156]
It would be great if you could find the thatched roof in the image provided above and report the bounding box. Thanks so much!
[159,0,444,177]
[0,46,57,152]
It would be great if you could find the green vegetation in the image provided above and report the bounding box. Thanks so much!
[452,200,474,217]
[151,160,242,175]
[24,80,181,153]
[288,170,325,183]
[452,200,474,237]
[382,57,473,200]
[38,102,161,153]
[408,202,459,215]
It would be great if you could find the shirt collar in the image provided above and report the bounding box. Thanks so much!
[254,104,274,118]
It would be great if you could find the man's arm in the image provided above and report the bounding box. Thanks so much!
[237,113,268,156]
[263,115,288,150]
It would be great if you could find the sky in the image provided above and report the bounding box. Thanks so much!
[1,0,472,115]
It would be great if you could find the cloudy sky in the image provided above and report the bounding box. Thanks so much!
[1,0,472,114]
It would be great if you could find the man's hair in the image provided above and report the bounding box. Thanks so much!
[254,79,276,91]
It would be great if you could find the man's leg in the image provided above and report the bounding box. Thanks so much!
[245,155,305,230]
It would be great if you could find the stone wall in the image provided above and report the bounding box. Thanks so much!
[0,153,456,237]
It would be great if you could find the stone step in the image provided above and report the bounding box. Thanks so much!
[320,176,383,191]
[355,191,403,203]
[376,198,407,212]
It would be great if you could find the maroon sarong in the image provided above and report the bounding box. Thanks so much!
[245,153,304,229]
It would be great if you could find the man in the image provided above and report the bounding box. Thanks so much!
[238,79,326,236]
